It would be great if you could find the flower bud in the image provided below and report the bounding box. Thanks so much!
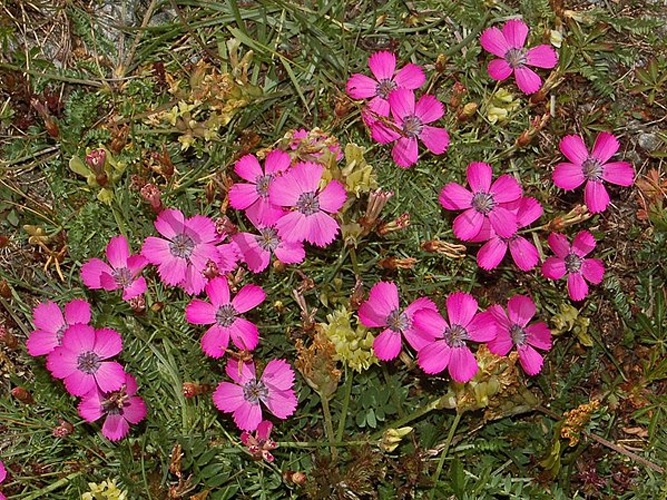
[380,426,413,452]
[11,386,34,404]
[85,149,107,175]
[457,102,478,121]
[421,240,467,259]
[53,419,74,437]
[377,213,410,236]
[378,257,417,270]
[0,324,18,349]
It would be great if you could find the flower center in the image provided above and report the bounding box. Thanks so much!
[505,48,527,69]
[471,192,495,214]
[402,114,423,138]
[258,227,280,251]
[386,309,409,333]
[510,324,527,346]
[255,174,271,198]
[215,304,237,327]
[444,324,469,348]
[581,158,603,182]
[169,233,195,259]
[55,324,67,343]
[77,351,102,374]
[376,78,397,99]
[113,267,133,287]
[565,253,583,273]
[243,379,268,404]
[296,191,320,216]
[102,387,129,415]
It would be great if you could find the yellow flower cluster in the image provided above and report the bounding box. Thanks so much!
[81,479,127,500]
[486,88,520,124]
[319,307,378,373]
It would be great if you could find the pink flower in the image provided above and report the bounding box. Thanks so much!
[78,372,147,441]
[415,292,497,382]
[0,459,6,500]
[487,295,552,375]
[371,89,449,168]
[552,132,635,213]
[439,162,522,241]
[289,128,343,162]
[81,235,148,301]
[232,222,305,273]
[213,359,298,431]
[541,230,605,301]
[141,209,221,295]
[480,19,558,94]
[27,299,91,356]
[228,150,291,226]
[46,324,126,397]
[240,420,278,462]
[358,281,438,361]
[186,277,266,358]
[470,197,543,271]
[269,162,346,247]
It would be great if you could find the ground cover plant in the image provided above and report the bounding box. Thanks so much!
[1,0,667,498]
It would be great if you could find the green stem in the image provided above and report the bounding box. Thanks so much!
[21,472,83,500]
[277,440,370,449]
[348,245,360,276]
[336,368,353,443]
[429,412,462,499]
[370,395,447,441]
[320,394,338,460]
[0,62,104,87]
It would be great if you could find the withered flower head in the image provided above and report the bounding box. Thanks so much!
[294,330,341,400]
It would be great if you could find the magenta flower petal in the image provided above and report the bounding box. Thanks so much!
[477,238,508,270]
[392,137,419,168]
[517,345,544,376]
[234,401,264,431]
[229,318,260,351]
[261,359,295,392]
[467,162,493,193]
[514,66,542,94]
[487,59,513,80]
[154,209,185,239]
[547,233,571,258]
[27,330,60,357]
[61,323,95,352]
[490,175,522,204]
[185,215,218,243]
[591,132,620,164]
[234,154,263,181]
[305,212,341,247]
[368,51,396,81]
[346,73,379,99]
[502,19,529,48]
[480,27,510,57]
[201,325,230,358]
[507,295,535,327]
[488,206,518,238]
[93,328,123,359]
[602,162,634,186]
[318,180,347,213]
[559,135,589,165]
[64,370,96,397]
[448,347,478,382]
[509,237,539,271]
[414,94,444,123]
[525,322,552,350]
[584,181,610,213]
[542,257,567,280]
[78,393,104,422]
[213,382,246,412]
[553,162,586,190]
[81,258,114,289]
[571,230,596,257]
[274,240,305,265]
[567,273,589,301]
[264,149,291,175]
[467,311,497,342]
[516,197,543,227]
[358,281,399,327]
[373,329,402,361]
[294,161,324,193]
[33,301,65,333]
[582,258,605,284]
[94,361,126,393]
[439,183,473,210]
[157,256,188,286]
[369,116,401,144]
[229,183,260,210]
[141,236,172,265]
[102,414,131,441]
[446,291,478,328]
[106,235,129,269]
[274,212,309,243]
[186,299,217,324]
[420,126,449,155]
[205,276,230,307]
[232,284,266,313]
[453,209,485,241]
[121,277,147,301]
[388,88,415,121]
[417,341,451,374]
[413,308,447,339]
[525,45,558,68]
[264,389,298,419]
[393,63,425,89]
[64,299,92,325]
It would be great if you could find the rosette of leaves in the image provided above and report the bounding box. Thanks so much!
[69,147,126,204]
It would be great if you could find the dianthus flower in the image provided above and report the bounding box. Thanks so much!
[439,162,522,241]
[27,299,91,357]
[232,217,305,273]
[470,196,543,271]
[78,373,147,441]
[269,162,346,247]
[487,295,552,375]
[552,132,634,213]
[228,150,291,226]
[371,88,449,168]
[81,235,147,301]
[47,324,125,396]
[141,209,221,295]
[358,281,438,361]
[480,19,558,94]
[186,276,265,358]
[240,420,278,462]
[542,231,605,301]
[415,292,497,382]
[213,359,298,431]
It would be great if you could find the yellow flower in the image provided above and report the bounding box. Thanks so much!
[320,307,378,372]
[81,479,127,500]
